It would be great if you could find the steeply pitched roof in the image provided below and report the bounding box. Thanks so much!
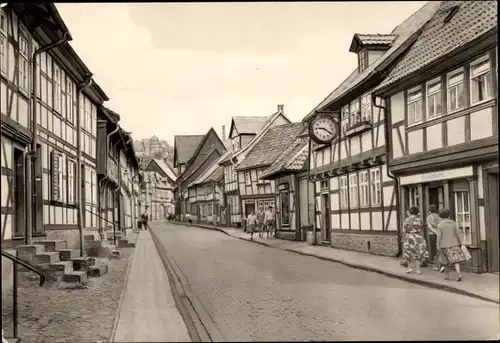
[235,123,304,171]
[230,116,269,137]
[174,135,205,165]
[302,1,442,121]
[187,161,224,188]
[260,137,309,180]
[151,158,177,182]
[374,1,498,93]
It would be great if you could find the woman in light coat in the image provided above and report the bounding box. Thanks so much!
[437,208,466,282]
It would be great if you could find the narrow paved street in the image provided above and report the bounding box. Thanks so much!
[151,222,499,342]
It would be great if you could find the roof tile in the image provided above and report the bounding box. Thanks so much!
[174,135,205,165]
[232,116,269,135]
[260,137,309,179]
[235,123,304,171]
[375,1,498,92]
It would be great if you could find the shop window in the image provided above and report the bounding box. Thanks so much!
[280,190,290,226]
[454,190,472,245]
[408,186,419,208]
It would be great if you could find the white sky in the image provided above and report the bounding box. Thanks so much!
[56,2,426,144]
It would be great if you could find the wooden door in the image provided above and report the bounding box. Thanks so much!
[487,173,499,273]
[14,148,25,238]
[321,194,330,242]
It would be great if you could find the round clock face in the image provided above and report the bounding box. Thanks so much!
[309,115,338,144]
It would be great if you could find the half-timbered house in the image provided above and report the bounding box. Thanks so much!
[219,105,291,227]
[235,122,304,226]
[142,158,176,219]
[301,2,441,255]
[259,136,310,241]
[174,128,226,218]
[1,3,107,250]
[373,1,498,273]
[186,160,225,224]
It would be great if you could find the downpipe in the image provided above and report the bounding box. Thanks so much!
[306,137,318,245]
[77,74,93,257]
[26,32,71,245]
[372,93,402,257]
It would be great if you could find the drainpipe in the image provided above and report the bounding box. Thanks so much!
[76,74,93,256]
[306,137,317,245]
[372,93,402,256]
[26,32,71,245]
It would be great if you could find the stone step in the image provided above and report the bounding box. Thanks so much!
[17,244,45,256]
[88,264,108,277]
[57,249,80,261]
[48,261,74,274]
[33,240,66,252]
[33,252,60,264]
[62,270,88,284]
[71,256,96,271]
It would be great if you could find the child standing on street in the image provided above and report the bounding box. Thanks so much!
[247,211,257,240]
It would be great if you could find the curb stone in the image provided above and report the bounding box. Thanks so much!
[174,222,500,305]
[149,227,226,342]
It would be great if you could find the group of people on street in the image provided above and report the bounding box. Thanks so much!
[245,206,275,240]
[402,205,470,282]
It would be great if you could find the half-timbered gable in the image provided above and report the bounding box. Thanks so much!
[235,123,304,221]
[143,158,176,218]
[175,128,225,217]
[1,3,109,250]
[260,137,309,241]
[301,1,441,255]
[219,105,291,226]
[374,0,498,273]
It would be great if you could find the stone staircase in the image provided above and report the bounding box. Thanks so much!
[16,237,110,285]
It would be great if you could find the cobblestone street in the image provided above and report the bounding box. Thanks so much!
[1,248,133,343]
[151,222,500,341]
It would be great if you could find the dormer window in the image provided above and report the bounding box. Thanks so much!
[358,49,367,72]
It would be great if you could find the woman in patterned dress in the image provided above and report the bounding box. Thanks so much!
[402,206,429,274]
[437,208,465,282]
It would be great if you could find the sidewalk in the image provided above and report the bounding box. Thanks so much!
[112,231,191,342]
[180,221,499,304]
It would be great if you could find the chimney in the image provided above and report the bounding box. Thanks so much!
[277,104,284,113]
[221,125,226,141]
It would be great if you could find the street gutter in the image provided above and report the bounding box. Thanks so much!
[175,222,500,305]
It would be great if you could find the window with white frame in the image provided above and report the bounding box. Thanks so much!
[454,190,472,245]
[470,55,492,105]
[0,10,6,74]
[65,76,76,124]
[244,171,251,186]
[447,69,464,112]
[67,160,76,204]
[18,30,29,91]
[339,176,348,209]
[370,168,381,206]
[407,87,422,125]
[349,174,358,208]
[426,78,442,119]
[359,170,369,207]
[358,50,367,72]
[207,203,213,216]
[349,99,361,125]
[361,94,372,122]
[53,65,62,113]
[341,105,349,134]
[408,186,419,208]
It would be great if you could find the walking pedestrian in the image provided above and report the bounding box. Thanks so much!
[256,207,265,238]
[426,204,445,272]
[437,208,466,282]
[402,206,429,274]
[247,210,256,240]
[264,206,275,239]
[142,212,149,231]
[185,213,192,227]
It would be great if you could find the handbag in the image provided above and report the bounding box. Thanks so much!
[437,251,448,265]
[460,245,472,261]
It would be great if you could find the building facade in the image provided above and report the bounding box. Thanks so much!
[374,1,498,272]
[141,158,176,220]
[219,106,291,227]
[301,1,441,255]
[1,4,107,249]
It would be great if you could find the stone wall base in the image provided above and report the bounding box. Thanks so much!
[306,231,322,244]
[276,230,296,241]
[330,232,399,257]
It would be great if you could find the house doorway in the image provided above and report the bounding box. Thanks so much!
[321,193,330,242]
[13,147,25,238]
[486,172,499,273]
[427,185,444,260]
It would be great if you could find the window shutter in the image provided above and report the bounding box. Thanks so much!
[51,152,61,202]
